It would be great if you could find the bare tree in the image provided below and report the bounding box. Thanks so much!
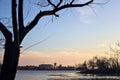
[0,0,99,80]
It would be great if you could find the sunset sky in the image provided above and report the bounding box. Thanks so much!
[0,0,120,66]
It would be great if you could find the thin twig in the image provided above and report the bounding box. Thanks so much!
[20,36,51,53]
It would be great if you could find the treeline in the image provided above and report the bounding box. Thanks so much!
[78,55,120,74]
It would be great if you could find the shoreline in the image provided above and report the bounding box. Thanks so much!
[79,69,120,76]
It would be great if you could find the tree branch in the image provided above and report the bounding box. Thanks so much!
[12,0,19,43]
[18,0,24,31]
[55,0,94,11]
[70,0,75,5]
[56,0,63,7]
[47,0,63,9]
[18,0,25,44]
[20,10,55,42]
[47,0,56,8]
[0,22,12,41]
[21,0,94,42]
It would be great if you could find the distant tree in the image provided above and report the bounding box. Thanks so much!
[88,59,95,70]
[81,56,120,73]
[82,61,88,70]
[0,0,106,80]
[106,42,120,69]
[53,62,57,69]
[96,57,109,70]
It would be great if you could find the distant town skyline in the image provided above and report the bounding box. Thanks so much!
[17,63,76,70]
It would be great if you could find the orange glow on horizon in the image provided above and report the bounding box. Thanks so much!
[18,50,109,66]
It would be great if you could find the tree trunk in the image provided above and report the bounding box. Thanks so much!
[0,41,20,80]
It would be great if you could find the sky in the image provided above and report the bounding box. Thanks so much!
[0,0,120,66]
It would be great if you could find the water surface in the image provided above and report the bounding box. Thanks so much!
[15,70,120,80]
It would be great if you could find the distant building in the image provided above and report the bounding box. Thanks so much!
[39,64,53,70]
[18,65,38,70]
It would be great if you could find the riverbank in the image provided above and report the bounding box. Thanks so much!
[79,69,120,76]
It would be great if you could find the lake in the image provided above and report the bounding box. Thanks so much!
[15,70,120,80]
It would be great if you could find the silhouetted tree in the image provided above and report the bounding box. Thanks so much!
[106,42,120,69]
[96,57,109,70]
[80,56,120,74]
[0,0,99,80]
[109,57,120,70]
[88,59,96,70]
[82,61,88,70]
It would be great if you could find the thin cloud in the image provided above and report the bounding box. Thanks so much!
[77,7,96,24]
[97,43,107,48]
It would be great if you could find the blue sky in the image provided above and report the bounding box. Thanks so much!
[0,0,120,66]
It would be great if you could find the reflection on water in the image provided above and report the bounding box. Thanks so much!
[15,70,120,80]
